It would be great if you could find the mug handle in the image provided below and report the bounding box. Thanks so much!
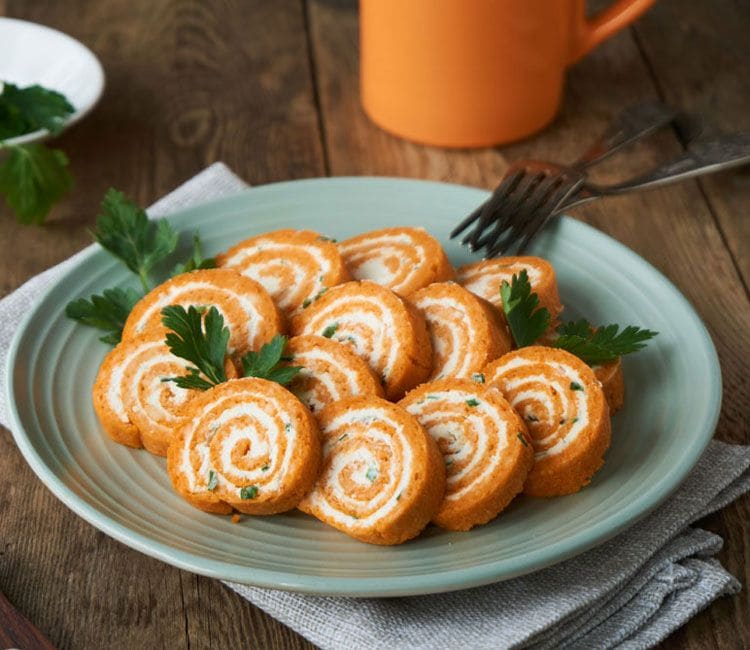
[569,0,656,63]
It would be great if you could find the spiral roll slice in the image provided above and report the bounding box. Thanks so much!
[216,229,351,318]
[291,280,433,400]
[457,256,563,320]
[400,379,533,531]
[339,227,454,297]
[92,334,197,456]
[410,282,511,380]
[285,335,385,415]
[483,346,611,497]
[594,359,624,415]
[122,269,282,356]
[537,327,625,415]
[298,396,445,545]
[167,378,321,515]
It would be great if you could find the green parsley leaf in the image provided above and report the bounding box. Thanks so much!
[553,319,658,365]
[0,83,75,136]
[0,143,73,224]
[500,269,551,348]
[207,470,218,491]
[240,334,302,386]
[161,305,229,390]
[65,287,141,345]
[240,485,258,500]
[171,233,216,276]
[322,323,338,338]
[91,189,178,291]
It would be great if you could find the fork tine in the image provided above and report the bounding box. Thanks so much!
[486,175,583,257]
[469,172,558,250]
[463,169,526,247]
[474,172,563,255]
[454,171,519,241]
[450,202,485,239]
[512,179,585,254]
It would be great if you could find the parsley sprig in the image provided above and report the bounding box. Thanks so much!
[65,287,141,345]
[552,319,658,365]
[161,304,301,390]
[66,190,215,345]
[499,270,657,364]
[92,189,179,292]
[0,82,75,224]
[500,270,551,348]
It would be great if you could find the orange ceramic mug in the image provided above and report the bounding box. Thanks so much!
[360,0,655,148]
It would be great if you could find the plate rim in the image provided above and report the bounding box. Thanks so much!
[0,16,106,146]
[5,176,722,596]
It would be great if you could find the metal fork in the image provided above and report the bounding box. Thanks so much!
[450,102,715,257]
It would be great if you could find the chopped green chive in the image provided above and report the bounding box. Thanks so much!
[445,458,454,466]
[396,492,402,501]
[322,323,338,338]
[426,395,439,400]
[466,398,480,407]
[261,464,270,472]
[338,433,349,442]
[570,382,584,391]
[572,417,579,423]
[517,432,528,447]
[240,485,259,500]
[471,373,485,383]
[318,235,337,242]
[315,287,328,300]
[302,298,312,309]
[526,414,539,422]
[207,470,218,491]
[365,467,378,482]
[285,422,291,432]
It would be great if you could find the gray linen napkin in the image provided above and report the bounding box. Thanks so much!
[1,164,748,650]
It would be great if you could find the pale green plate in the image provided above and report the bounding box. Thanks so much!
[6,178,721,597]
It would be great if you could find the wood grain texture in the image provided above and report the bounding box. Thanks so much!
[0,0,747,648]
[1,1,319,649]
[632,0,750,288]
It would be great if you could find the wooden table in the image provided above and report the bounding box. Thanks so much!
[1,1,748,648]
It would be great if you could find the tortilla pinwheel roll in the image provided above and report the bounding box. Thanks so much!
[284,335,385,415]
[410,281,512,380]
[291,280,433,400]
[483,347,611,497]
[593,359,625,415]
[121,269,282,356]
[537,328,625,415]
[216,229,351,318]
[298,396,445,545]
[400,379,533,531]
[167,378,321,515]
[339,227,455,297]
[93,333,223,456]
[457,256,563,321]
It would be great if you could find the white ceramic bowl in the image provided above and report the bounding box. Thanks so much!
[0,17,105,145]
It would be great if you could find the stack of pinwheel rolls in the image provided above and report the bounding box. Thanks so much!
[90,225,627,544]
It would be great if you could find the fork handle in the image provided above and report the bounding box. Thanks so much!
[592,133,750,194]
[573,101,682,169]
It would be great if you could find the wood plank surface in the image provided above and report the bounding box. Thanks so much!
[1,0,748,648]
[0,1,319,649]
